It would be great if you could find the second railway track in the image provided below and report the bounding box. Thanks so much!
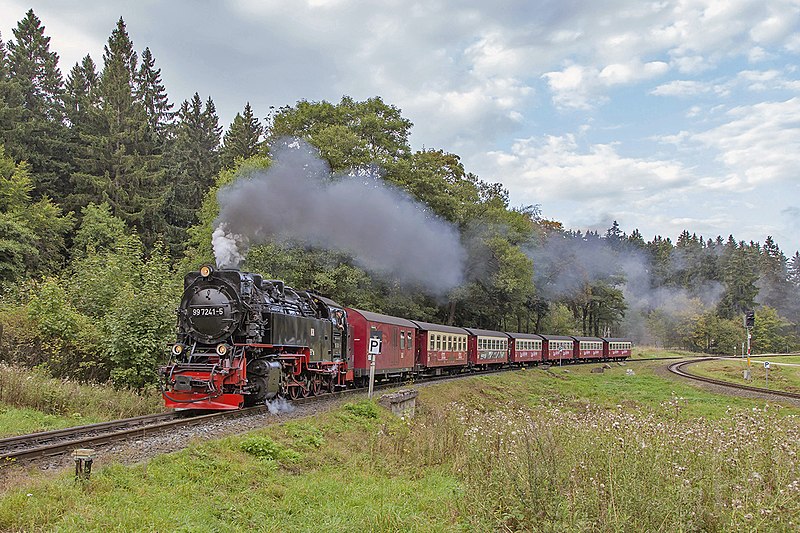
[668,358,800,401]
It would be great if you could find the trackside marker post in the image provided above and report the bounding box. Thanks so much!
[368,332,382,399]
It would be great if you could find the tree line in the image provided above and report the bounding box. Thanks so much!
[1,10,798,389]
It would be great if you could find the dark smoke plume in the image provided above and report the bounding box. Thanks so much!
[212,139,466,295]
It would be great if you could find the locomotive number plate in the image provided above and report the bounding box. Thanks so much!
[192,306,225,317]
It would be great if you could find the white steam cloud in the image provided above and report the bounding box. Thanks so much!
[212,139,466,295]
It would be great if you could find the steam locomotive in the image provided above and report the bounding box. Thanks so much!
[160,267,631,410]
[160,266,348,409]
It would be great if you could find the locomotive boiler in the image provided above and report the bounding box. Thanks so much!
[160,266,349,409]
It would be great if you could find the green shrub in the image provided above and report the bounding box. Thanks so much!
[239,435,302,464]
[343,400,380,419]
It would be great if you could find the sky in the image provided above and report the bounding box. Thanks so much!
[2,0,800,255]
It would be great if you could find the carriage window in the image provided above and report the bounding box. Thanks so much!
[400,331,405,350]
[429,336,434,351]
[436,335,441,351]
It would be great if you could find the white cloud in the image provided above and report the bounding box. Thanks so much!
[652,80,715,97]
[483,134,693,203]
[690,98,800,187]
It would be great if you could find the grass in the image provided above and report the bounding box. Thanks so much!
[1,357,799,531]
[689,358,800,394]
[0,405,97,437]
[633,346,702,359]
[0,364,163,437]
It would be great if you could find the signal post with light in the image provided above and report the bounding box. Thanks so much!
[744,310,755,373]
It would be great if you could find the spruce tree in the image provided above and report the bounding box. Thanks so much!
[0,30,14,144]
[759,236,791,312]
[220,102,263,168]
[136,47,173,143]
[162,93,221,255]
[70,18,166,248]
[790,251,800,288]
[64,55,99,128]
[3,10,71,202]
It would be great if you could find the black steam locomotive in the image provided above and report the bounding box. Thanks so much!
[160,266,349,409]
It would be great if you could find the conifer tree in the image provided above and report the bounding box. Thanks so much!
[64,55,99,128]
[162,93,221,255]
[0,30,14,144]
[70,18,166,248]
[220,102,263,168]
[136,47,173,143]
[3,10,71,202]
[790,251,800,288]
[759,236,791,312]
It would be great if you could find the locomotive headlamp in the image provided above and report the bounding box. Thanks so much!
[171,343,185,356]
[200,265,213,278]
[215,343,230,356]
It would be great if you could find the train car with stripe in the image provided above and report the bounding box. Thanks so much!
[571,336,604,361]
[541,335,575,363]
[507,332,545,365]
[603,338,633,360]
[464,328,509,369]
[411,320,470,375]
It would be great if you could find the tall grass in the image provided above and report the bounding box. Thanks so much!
[383,397,800,531]
[0,363,162,420]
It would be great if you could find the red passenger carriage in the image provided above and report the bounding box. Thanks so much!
[571,336,604,361]
[603,338,632,360]
[464,328,509,368]
[411,320,469,374]
[507,332,544,364]
[541,335,575,363]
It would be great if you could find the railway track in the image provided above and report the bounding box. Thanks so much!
[0,379,401,466]
[1,356,680,466]
[668,358,800,400]
[0,410,218,464]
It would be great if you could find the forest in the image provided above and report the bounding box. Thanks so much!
[1,10,798,390]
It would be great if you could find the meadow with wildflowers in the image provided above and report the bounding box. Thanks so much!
[1,360,798,531]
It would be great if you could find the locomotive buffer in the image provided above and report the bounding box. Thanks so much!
[368,332,382,399]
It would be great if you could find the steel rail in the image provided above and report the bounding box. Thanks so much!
[668,358,800,400]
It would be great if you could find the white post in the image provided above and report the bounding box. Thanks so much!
[368,354,376,399]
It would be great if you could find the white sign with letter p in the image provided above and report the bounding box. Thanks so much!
[368,337,382,356]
